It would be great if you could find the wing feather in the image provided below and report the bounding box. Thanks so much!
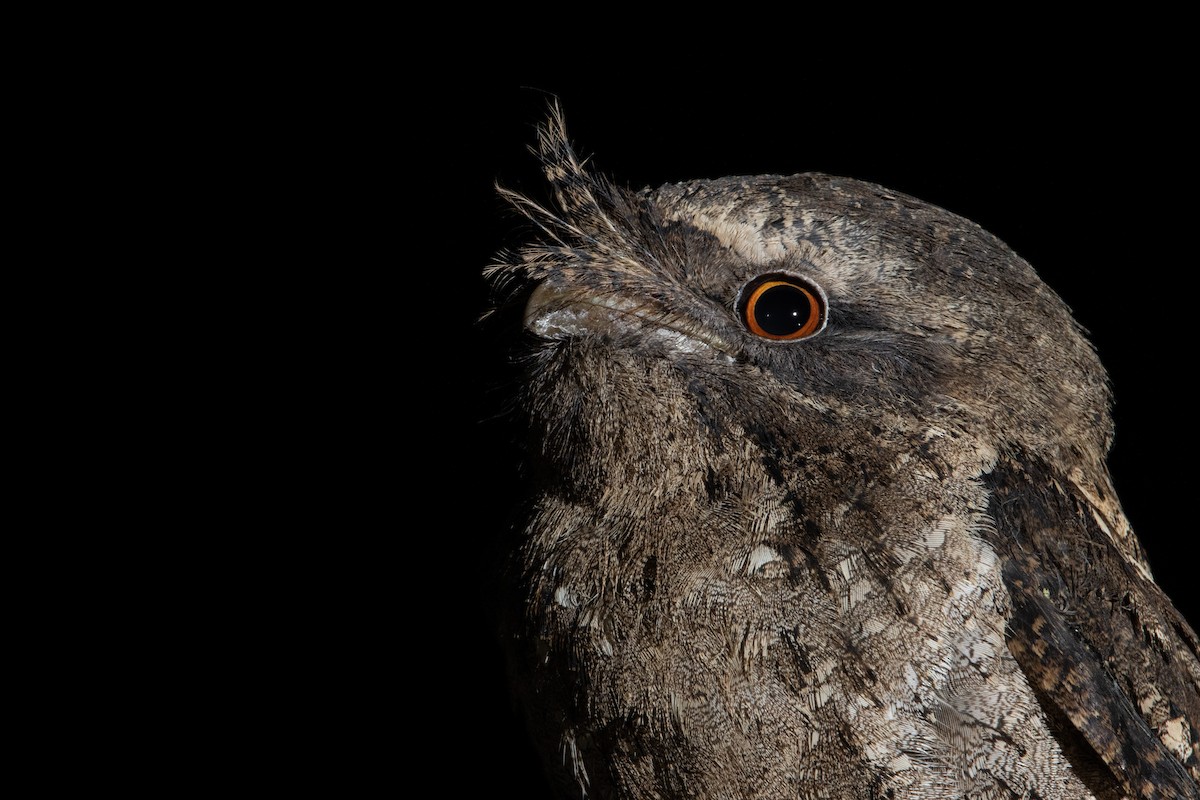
[983,452,1200,799]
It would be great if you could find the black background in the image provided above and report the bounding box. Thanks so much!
[430,76,1193,797]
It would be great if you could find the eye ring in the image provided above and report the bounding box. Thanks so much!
[737,272,827,341]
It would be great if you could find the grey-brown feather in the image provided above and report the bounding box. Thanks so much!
[486,106,1200,800]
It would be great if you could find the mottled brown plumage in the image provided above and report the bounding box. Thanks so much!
[484,106,1200,799]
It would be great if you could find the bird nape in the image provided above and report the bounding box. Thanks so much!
[481,105,1200,800]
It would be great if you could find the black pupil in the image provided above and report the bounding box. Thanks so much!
[755,284,812,335]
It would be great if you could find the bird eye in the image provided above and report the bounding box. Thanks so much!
[737,273,827,341]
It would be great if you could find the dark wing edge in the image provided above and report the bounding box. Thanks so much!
[983,452,1200,799]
